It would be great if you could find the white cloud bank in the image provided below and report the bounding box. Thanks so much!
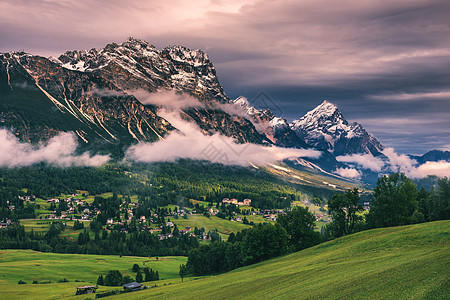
[336,153,385,172]
[0,129,110,168]
[125,109,321,166]
[337,147,450,179]
[334,167,361,179]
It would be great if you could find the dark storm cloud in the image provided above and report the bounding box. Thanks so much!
[0,0,449,154]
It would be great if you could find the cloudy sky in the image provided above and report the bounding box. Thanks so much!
[1,0,449,155]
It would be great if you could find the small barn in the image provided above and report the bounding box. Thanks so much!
[75,285,97,295]
[123,281,143,292]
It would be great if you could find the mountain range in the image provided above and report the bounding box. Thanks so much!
[0,37,447,181]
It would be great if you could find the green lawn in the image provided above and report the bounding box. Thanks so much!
[111,220,449,300]
[19,219,53,233]
[172,215,251,239]
[240,214,271,224]
[0,250,186,300]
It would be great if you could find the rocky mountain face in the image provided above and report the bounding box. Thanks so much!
[56,38,263,144]
[0,38,262,154]
[290,100,384,156]
[0,51,173,152]
[57,38,227,103]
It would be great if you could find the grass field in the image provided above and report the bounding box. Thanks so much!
[172,215,251,239]
[0,250,187,300]
[111,220,449,300]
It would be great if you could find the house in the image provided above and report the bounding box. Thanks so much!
[166,221,174,227]
[75,285,97,295]
[150,228,162,233]
[0,219,12,228]
[107,218,114,225]
[243,199,252,206]
[123,281,143,292]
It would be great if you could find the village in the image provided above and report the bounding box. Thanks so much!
[2,192,333,240]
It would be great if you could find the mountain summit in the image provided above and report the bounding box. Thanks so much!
[290,100,384,156]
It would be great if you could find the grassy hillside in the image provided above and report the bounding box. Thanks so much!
[113,220,449,300]
[0,251,186,300]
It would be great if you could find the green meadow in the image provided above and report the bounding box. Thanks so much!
[0,250,186,300]
[112,220,449,300]
[172,215,251,239]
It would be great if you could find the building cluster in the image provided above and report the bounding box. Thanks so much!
[47,197,95,221]
[222,198,252,206]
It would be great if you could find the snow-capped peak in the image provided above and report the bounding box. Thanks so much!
[310,100,338,116]
[290,100,383,155]
[163,45,210,67]
[290,100,344,131]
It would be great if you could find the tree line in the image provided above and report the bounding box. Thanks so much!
[324,173,449,239]
[0,222,199,256]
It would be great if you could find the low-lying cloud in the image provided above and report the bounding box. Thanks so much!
[125,109,320,166]
[408,160,450,178]
[131,89,202,109]
[336,148,450,178]
[336,153,385,172]
[0,129,110,168]
[334,167,361,179]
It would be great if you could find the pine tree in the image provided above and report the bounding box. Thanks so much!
[132,263,140,272]
[144,267,151,282]
[97,275,104,286]
[135,270,143,283]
